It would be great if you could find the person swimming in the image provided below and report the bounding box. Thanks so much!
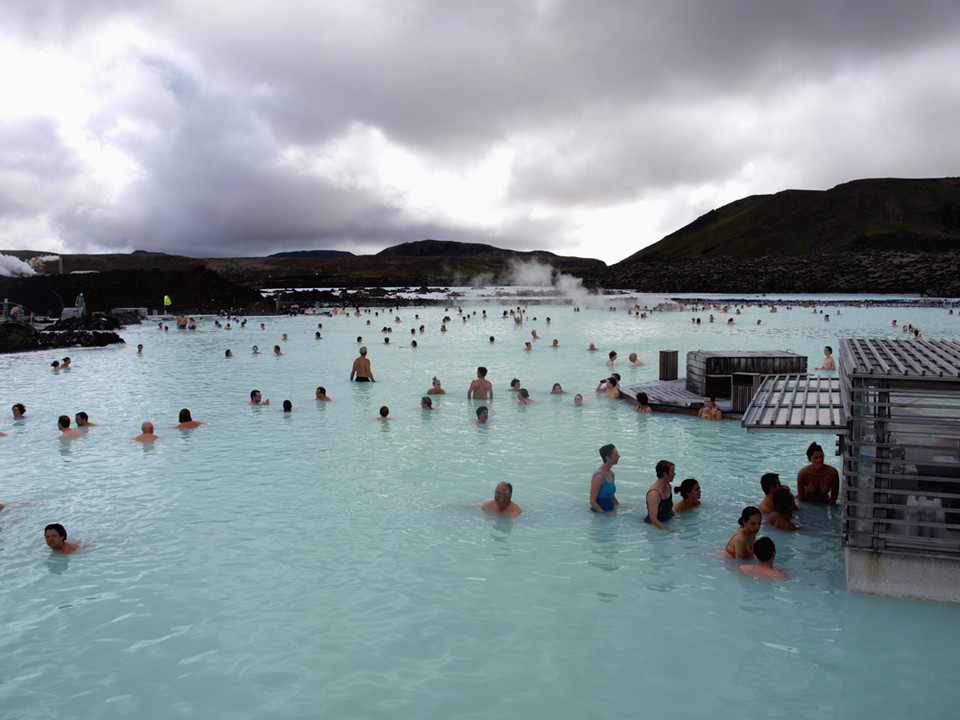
[725,506,762,560]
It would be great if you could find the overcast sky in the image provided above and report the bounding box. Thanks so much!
[2,1,959,264]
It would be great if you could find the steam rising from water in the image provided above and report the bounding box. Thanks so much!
[496,258,595,306]
[0,252,37,277]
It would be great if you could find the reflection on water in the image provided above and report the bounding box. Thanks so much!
[1,301,959,717]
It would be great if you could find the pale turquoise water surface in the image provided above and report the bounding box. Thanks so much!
[2,300,959,719]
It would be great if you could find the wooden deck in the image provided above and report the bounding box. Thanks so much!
[620,379,741,420]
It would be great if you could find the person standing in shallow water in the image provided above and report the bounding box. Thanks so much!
[796,441,839,505]
[645,460,677,530]
[350,346,375,382]
[590,444,620,516]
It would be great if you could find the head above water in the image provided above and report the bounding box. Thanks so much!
[599,443,616,462]
[656,460,675,479]
[675,478,699,498]
[761,473,781,494]
[738,506,762,527]
[806,441,824,460]
[753,536,776,562]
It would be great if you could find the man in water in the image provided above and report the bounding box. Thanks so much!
[573,393,583,406]
[44,523,80,554]
[607,350,618,366]
[627,352,645,366]
[480,482,522,517]
[467,366,493,399]
[350,346,375,382]
[57,415,83,440]
[758,473,785,514]
[174,408,205,429]
[315,387,332,402]
[75,412,97,427]
[475,406,489,424]
[376,405,391,421]
[248,389,270,406]
[816,346,837,371]
[133,422,160,442]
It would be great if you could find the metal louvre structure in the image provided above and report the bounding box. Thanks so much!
[839,339,960,558]
[741,374,845,432]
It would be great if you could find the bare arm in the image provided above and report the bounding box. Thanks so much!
[646,489,668,530]
[590,472,609,515]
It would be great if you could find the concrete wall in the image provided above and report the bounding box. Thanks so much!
[846,549,960,603]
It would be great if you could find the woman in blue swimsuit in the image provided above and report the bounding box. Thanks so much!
[590,444,620,515]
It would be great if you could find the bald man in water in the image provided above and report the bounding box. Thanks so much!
[133,422,160,442]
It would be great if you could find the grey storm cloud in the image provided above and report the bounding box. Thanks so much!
[2,0,960,262]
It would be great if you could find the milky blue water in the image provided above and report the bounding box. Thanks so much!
[2,299,959,719]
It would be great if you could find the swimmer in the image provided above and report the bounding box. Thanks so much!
[315,387,332,402]
[350,346,375,382]
[133,421,160,443]
[573,393,583,406]
[590,444,620,516]
[518,388,534,405]
[523,341,532,351]
[725,506,762,559]
[531,329,540,340]
[282,400,293,412]
[44,523,80,554]
[645,460,677,530]
[816,345,836,371]
[376,405,391,421]
[550,383,566,394]
[420,396,436,410]
[673,478,701,513]
[627,352,645,366]
[605,376,621,400]
[137,344,144,354]
[635,392,652,413]
[489,336,495,343]
[758,473,784,514]
[174,408,205,429]
[427,377,446,395]
[767,488,798,531]
[282,333,288,341]
[225,349,233,358]
[739,537,788,579]
[273,345,283,356]
[252,345,260,354]
[607,350,617,366]
[480,482,522,517]
[56,415,83,440]
[52,360,61,370]
[74,411,97,427]
[796,441,839,505]
[248,389,270,406]
[12,403,26,419]
[550,339,559,348]
[587,343,599,351]
[509,378,520,393]
[61,357,71,369]
[475,406,489,424]
[698,396,722,421]
[467,367,493,399]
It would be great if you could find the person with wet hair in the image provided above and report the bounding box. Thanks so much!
[480,482,522,517]
[725,506,762,560]
[57,415,83,440]
[315,387,332,402]
[767,488,798,531]
[468,367,492,399]
[758,473,783,514]
[175,408,205,429]
[645,460,677,529]
[376,405,391,421]
[518,388,534,405]
[75,411,97,428]
[427,377,446,395]
[475,406,489,424]
[44,523,80,554]
[673,478,701,513]
[739,537,788,579]
[797,441,839,505]
[12,403,26,419]
[420,396,436,410]
[590,444,620,516]
[635,392,652,413]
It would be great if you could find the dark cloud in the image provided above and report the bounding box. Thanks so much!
[3,0,960,262]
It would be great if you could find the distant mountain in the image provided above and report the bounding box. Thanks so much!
[624,177,960,263]
[269,250,353,258]
[379,239,569,260]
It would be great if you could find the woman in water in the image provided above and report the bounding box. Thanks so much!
[725,506,762,559]
[644,460,676,529]
[518,388,534,405]
[635,392,652,413]
[590,444,620,515]
[550,383,566,394]
[673,478,701,513]
[796,441,839,505]
[427,376,446,395]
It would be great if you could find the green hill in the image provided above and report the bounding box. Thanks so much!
[624,177,960,263]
